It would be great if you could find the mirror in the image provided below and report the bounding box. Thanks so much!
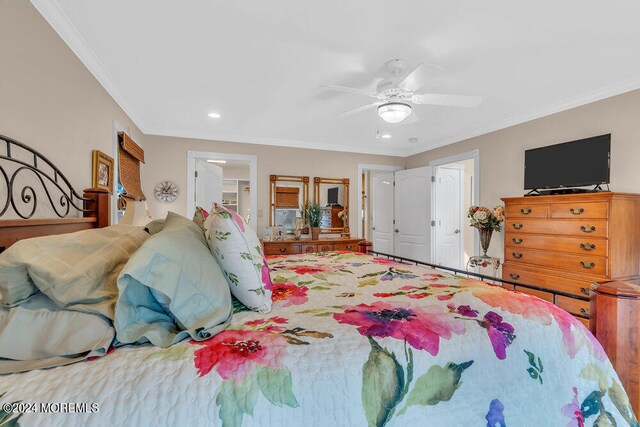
[313,177,349,235]
[269,175,309,233]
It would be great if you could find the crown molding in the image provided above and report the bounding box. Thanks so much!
[404,76,640,157]
[32,0,640,159]
[30,0,147,133]
[144,128,406,157]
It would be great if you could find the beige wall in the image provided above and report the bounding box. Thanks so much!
[406,88,640,259]
[0,1,143,217]
[144,135,404,234]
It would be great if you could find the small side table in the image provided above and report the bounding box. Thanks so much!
[466,255,501,277]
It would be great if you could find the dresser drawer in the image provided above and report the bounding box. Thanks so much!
[550,202,609,219]
[556,295,590,318]
[505,233,608,257]
[503,264,593,297]
[507,218,608,238]
[318,243,334,252]
[507,248,607,276]
[301,244,318,254]
[334,242,359,252]
[264,243,301,255]
[505,204,548,218]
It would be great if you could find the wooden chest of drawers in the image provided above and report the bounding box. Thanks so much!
[261,237,363,256]
[502,192,640,321]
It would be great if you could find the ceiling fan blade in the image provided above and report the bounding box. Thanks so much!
[320,84,377,97]
[337,102,381,118]
[413,93,482,108]
[403,111,420,124]
[398,63,427,91]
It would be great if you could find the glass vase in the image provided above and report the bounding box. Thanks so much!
[478,228,493,258]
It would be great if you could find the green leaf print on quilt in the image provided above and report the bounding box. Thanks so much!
[524,350,544,384]
[0,393,22,427]
[578,363,639,426]
[609,380,638,426]
[362,337,411,427]
[398,360,474,415]
[217,372,260,427]
[240,252,253,261]
[256,367,299,408]
[144,343,194,361]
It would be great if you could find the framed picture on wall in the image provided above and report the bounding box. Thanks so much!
[92,149,114,194]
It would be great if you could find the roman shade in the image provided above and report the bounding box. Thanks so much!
[275,187,299,208]
[117,132,145,201]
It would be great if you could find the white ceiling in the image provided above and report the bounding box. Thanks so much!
[33,0,640,156]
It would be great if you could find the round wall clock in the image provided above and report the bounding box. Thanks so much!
[154,180,179,203]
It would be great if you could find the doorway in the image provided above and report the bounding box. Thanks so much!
[359,164,433,263]
[186,151,258,231]
[357,163,404,243]
[429,150,480,269]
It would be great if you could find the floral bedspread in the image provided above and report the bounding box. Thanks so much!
[1,252,636,427]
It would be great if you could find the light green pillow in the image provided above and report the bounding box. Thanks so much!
[116,212,232,347]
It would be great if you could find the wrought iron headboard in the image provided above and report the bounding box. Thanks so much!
[0,133,93,219]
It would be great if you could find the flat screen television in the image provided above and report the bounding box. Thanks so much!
[524,134,611,190]
[327,187,339,205]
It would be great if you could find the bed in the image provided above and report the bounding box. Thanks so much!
[0,251,635,426]
[0,135,637,426]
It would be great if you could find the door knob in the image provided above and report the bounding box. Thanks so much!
[371,227,376,231]
[394,229,399,233]
[454,229,460,234]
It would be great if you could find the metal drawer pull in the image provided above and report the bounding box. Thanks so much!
[579,243,596,251]
[512,223,523,230]
[570,207,585,215]
[580,225,596,233]
[580,287,590,296]
[580,261,596,269]
[580,308,590,316]
[279,247,287,253]
[345,245,353,250]
[512,252,523,259]
[520,208,532,215]
[512,238,523,244]
[509,273,520,280]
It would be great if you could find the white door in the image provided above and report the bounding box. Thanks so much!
[371,172,395,254]
[394,166,433,263]
[434,164,463,268]
[195,160,223,213]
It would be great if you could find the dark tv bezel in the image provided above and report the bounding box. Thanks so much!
[524,134,611,190]
[327,186,339,204]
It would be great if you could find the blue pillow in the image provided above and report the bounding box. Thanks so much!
[116,212,232,347]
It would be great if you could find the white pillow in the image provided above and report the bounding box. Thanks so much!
[203,204,273,313]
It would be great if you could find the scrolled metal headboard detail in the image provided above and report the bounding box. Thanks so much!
[0,134,94,219]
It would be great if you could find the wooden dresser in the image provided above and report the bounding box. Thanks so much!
[501,192,640,323]
[262,237,364,255]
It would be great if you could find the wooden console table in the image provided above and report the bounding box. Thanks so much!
[261,237,364,255]
[591,279,640,416]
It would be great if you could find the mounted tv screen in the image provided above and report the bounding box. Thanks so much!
[524,134,611,190]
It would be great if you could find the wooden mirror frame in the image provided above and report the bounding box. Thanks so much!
[313,177,350,235]
[269,175,309,234]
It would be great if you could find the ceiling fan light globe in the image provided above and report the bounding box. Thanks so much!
[377,102,411,124]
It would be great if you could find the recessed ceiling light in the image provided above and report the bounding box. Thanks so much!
[381,134,392,139]
[207,159,226,164]
[208,112,221,118]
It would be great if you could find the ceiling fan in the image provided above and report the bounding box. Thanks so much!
[322,59,482,124]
